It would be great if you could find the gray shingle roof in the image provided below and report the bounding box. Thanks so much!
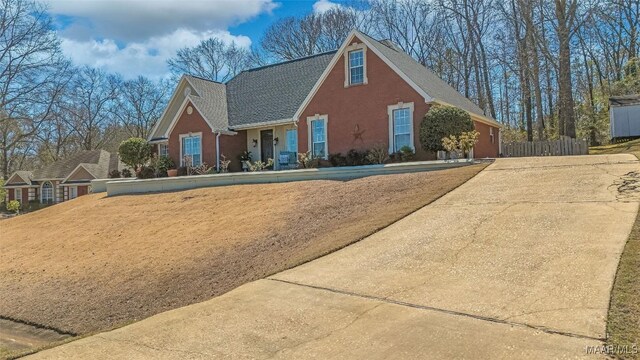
[358,32,488,119]
[226,51,336,128]
[184,75,229,130]
[29,150,118,181]
[9,171,33,185]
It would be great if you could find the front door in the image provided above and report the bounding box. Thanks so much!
[260,130,274,166]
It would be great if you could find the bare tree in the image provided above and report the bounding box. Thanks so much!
[63,66,120,150]
[0,0,71,177]
[167,38,250,82]
[113,76,170,139]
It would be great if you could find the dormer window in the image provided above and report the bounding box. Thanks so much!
[349,50,364,85]
[344,42,367,87]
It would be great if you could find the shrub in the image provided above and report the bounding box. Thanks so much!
[441,130,480,158]
[399,146,415,161]
[121,168,132,178]
[346,149,370,166]
[137,166,155,179]
[391,146,415,162]
[156,155,175,176]
[177,166,188,176]
[458,130,480,156]
[119,138,153,173]
[219,154,231,173]
[6,200,20,214]
[297,151,317,169]
[420,106,474,153]
[108,169,121,178]
[329,153,347,167]
[192,163,213,175]
[366,144,389,164]
[247,158,274,172]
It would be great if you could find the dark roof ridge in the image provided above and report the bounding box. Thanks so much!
[238,50,338,74]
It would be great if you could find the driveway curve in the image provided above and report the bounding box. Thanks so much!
[29,154,640,359]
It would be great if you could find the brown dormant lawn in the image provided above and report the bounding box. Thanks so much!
[0,164,486,336]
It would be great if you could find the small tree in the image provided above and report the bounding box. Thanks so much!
[420,106,474,153]
[118,138,153,174]
[6,200,20,214]
[458,130,480,157]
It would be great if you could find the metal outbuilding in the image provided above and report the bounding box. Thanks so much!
[610,95,640,140]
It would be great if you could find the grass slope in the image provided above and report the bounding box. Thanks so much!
[0,164,486,337]
[592,141,640,359]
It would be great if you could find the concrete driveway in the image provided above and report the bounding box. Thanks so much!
[29,155,639,359]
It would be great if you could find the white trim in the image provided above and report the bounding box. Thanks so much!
[165,97,195,138]
[68,185,78,200]
[179,132,203,166]
[344,43,368,87]
[306,114,329,159]
[232,118,294,130]
[165,97,235,136]
[6,172,29,185]
[148,76,190,141]
[293,30,432,121]
[257,127,276,162]
[40,181,54,204]
[159,143,169,157]
[15,188,22,203]
[387,102,415,153]
[62,164,97,183]
[151,76,236,140]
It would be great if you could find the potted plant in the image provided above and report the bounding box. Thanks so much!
[239,151,252,172]
[167,168,178,177]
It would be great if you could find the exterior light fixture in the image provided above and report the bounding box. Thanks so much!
[252,139,258,147]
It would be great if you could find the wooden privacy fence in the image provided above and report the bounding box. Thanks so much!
[502,137,589,157]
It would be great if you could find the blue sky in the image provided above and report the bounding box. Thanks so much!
[44,0,346,79]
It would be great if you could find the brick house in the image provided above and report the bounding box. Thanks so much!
[148,30,501,171]
[4,150,122,205]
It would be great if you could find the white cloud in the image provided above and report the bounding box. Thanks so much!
[312,0,343,14]
[60,29,252,79]
[46,0,278,41]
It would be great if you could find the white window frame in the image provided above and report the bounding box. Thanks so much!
[159,143,169,157]
[306,114,329,159]
[343,43,368,87]
[69,186,78,200]
[179,132,202,166]
[41,181,54,204]
[388,102,415,153]
[285,128,298,153]
[15,188,22,203]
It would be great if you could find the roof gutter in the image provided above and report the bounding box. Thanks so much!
[231,118,295,130]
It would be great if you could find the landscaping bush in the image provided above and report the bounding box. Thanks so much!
[219,154,232,173]
[137,166,156,179]
[366,144,389,164]
[109,169,121,178]
[6,200,20,214]
[297,151,317,169]
[150,154,174,177]
[390,146,416,163]
[346,149,370,166]
[329,153,347,167]
[177,166,188,176]
[119,138,153,173]
[121,168,133,178]
[420,106,474,153]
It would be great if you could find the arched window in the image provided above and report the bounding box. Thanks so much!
[41,181,54,204]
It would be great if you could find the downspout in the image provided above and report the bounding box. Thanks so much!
[216,131,221,172]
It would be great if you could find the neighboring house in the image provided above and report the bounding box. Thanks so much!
[148,30,502,171]
[4,150,121,205]
[610,95,640,141]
